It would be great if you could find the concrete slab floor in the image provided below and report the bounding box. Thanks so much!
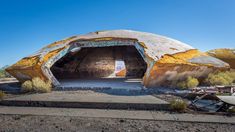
[0,91,169,110]
[3,90,167,104]
[57,78,144,90]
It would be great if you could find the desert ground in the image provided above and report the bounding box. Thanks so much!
[0,114,234,132]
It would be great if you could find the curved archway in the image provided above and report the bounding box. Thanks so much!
[46,38,149,87]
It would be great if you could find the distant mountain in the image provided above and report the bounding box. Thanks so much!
[207,48,235,69]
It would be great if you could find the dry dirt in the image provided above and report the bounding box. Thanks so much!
[0,114,234,132]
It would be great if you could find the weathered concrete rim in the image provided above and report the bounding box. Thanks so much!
[43,39,150,86]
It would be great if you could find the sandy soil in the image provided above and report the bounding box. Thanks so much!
[0,114,234,132]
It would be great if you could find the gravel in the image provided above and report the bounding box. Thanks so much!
[0,114,234,132]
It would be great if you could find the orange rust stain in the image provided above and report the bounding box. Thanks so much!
[41,47,65,63]
[116,69,127,77]
[7,56,40,70]
[158,49,201,64]
[6,47,67,83]
[93,37,114,41]
[6,67,46,83]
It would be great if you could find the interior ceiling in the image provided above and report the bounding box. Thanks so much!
[51,46,147,80]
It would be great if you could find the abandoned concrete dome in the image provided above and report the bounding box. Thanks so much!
[6,30,229,87]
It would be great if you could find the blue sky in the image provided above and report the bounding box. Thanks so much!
[0,0,234,67]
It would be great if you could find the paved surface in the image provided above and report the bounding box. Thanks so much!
[0,91,169,110]
[0,106,234,124]
[3,91,166,104]
[58,78,144,90]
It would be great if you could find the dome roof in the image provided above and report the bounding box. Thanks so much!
[6,30,229,87]
[31,30,194,61]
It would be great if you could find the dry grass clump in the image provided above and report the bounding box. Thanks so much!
[21,80,33,92]
[226,70,235,83]
[205,71,235,86]
[177,76,199,89]
[175,71,235,88]
[0,90,5,100]
[170,99,187,112]
[21,77,52,93]
[32,77,52,93]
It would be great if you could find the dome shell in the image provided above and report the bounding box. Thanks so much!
[31,30,194,61]
[6,30,229,87]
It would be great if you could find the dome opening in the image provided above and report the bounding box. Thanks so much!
[50,45,147,87]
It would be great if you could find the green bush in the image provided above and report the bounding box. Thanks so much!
[0,66,11,78]
[170,99,187,112]
[177,76,199,89]
[0,69,7,78]
[0,91,5,100]
[32,77,52,93]
[21,80,33,92]
[205,71,234,86]
[21,77,52,93]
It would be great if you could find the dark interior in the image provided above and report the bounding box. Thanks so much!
[51,46,147,80]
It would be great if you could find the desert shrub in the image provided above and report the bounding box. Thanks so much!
[32,77,52,93]
[21,77,52,93]
[170,99,187,112]
[186,76,199,88]
[226,71,235,83]
[0,91,5,100]
[21,80,33,92]
[177,76,199,89]
[205,72,233,86]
